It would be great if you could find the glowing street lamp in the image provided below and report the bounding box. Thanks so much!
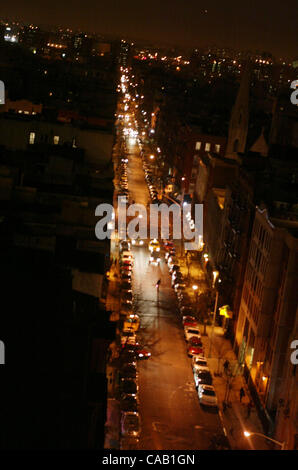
[192,284,199,313]
[212,270,219,287]
[208,270,220,358]
[243,431,285,450]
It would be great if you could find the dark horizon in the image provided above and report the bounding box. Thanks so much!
[1,0,297,60]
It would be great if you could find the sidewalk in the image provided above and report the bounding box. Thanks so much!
[200,325,272,450]
[105,257,122,448]
[172,242,272,450]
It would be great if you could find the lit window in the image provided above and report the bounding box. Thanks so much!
[53,136,60,145]
[205,142,211,151]
[195,141,201,150]
[29,132,35,145]
[215,144,221,153]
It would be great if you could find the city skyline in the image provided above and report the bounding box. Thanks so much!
[1,0,297,60]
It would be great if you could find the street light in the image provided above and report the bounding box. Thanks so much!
[208,270,220,358]
[243,431,285,450]
[212,270,219,288]
[192,284,199,312]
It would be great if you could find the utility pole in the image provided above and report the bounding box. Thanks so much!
[208,289,219,358]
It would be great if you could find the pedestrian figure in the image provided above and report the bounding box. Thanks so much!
[156,279,161,289]
[223,359,230,372]
[240,387,245,402]
[246,401,253,418]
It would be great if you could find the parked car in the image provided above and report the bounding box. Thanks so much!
[165,249,175,261]
[194,369,213,388]
[120,240,131,252]
[188,336,203,347]
[119,363,138,380]
[121,272,132,282]
[178,294,192,308]
[120,260,133,270]
[174,283,187,293]
[184,326,201,342]
[121,250,133,263]
[122,342,151,359]
[120,303,133,317]
[122,291,133,304]
[120,411,141,438]
[121,280,132,293]
[171,274,184,287]
[119,349,138,365]
[183,315,199,327]
[198,385,218,407]
[120,394,139,412]
[121,331,137,346]
[168,256,178,268]
[169,264,180,275]
[120,378,138,398]
[180,306,194,317]
[123,314,140,332]
[192,356,208,370]
[188,343,204,358]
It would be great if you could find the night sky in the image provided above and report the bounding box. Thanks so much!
[2,0,297,59]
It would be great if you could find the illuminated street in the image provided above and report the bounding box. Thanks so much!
[124,134,225,450]
[1,9,296,454]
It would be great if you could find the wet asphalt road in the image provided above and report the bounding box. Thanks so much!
[126,138,224,450]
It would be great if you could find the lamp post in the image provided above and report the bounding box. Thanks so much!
[208,270,220,358]
[243,431,285,450]
[192,284,198,317]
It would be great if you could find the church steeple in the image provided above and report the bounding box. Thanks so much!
[225,62,251,159]
[250,128,268,156]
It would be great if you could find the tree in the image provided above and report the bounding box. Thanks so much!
[196,290,213,334]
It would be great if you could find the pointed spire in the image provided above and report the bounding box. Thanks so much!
[225,61,251,159]
[250,128,268,156]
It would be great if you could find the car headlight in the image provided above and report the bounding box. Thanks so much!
[140,240,144,245]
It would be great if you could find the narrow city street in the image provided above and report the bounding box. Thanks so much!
[125,136,225,450]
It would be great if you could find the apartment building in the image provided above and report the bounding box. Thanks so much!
[235,205,298,438]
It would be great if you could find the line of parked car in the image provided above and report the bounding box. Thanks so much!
[143,157,159,204]
[115,139,130,203]
[164,240,218,408]
[117,239,152,442]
